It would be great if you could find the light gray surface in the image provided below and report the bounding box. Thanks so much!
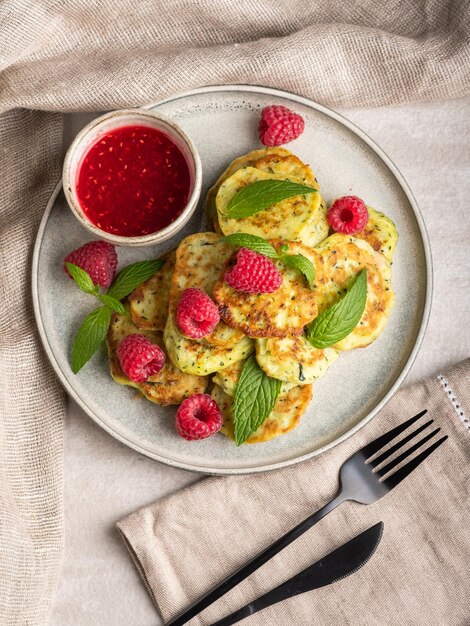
[51,97,470,625]
[34,87,430,474]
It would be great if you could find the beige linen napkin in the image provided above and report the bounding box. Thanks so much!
[2,2,470,624]
[118,360,470,625]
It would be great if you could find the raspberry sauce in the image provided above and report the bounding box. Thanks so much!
[76,125,190,237]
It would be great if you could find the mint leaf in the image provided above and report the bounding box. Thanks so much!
[107,259,164,300]
[223,233,278,258]
[98,294,126,314]
[66,262,98,295]
[71,306,112,374]
[280,252,315,289]
[226,180,317,219]
[306,269,368,349]
[68,258,164,375]
[233,356,282,446]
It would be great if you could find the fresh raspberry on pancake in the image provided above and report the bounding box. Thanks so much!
[177,288,220,339]
[224,248,282,293]
[327,196,369,235]
[117,334,165,382]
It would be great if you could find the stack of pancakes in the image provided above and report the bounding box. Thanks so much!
[107,147,397,444]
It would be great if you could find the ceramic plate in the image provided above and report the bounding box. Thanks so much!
[32,86,431,474]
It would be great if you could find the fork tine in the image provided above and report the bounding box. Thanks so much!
[369,419,434,468]
[383,435,448,489]
[361,409,428,459]
[375,427,440,477]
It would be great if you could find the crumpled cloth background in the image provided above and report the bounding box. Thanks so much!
[1,1,469,624]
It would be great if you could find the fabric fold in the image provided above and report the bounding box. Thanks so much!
[0,110,65,625]
[1,1,470,112]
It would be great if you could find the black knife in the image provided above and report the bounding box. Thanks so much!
[207,522,384,626]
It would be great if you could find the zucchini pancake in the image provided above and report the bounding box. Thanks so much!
[106,147,398,445]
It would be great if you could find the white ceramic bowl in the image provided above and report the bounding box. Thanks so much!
[62,109,202,247]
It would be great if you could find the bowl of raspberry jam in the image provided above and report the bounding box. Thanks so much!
[63,109,202,246]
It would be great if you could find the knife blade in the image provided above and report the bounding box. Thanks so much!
[208,521,384,626]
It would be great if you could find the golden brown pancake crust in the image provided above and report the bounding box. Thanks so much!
[213,240,319,338]
[169,232,245,347]
[314,234,395,350]
[128,249,176,331]
[107,306,207,406]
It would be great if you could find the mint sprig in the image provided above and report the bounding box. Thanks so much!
[224,235,315,290]
[71,306,111,374]
[233,356,282,446]
[306,269,368,349]
[279,245,315,289]
[66,262,98,295]
[107,260,164,300]
[223,233,278,258]
[226,179,317,218]
[97,294,126,314]
[67,256,164,373]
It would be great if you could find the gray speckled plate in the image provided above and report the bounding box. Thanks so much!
[32,85,431,475]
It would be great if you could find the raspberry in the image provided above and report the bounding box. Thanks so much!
[117,334,166,382]
[327,196,369,235]
[224,248,282,293]
[64,240,117,288]
[175,394,223,441]
[177,288,220,339]
[258,105,305,146]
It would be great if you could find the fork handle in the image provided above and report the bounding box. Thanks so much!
[167,490,346,626]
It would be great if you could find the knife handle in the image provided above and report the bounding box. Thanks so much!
[209,603,258,626]
[209,577,301,626]
[167,491,346,626]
